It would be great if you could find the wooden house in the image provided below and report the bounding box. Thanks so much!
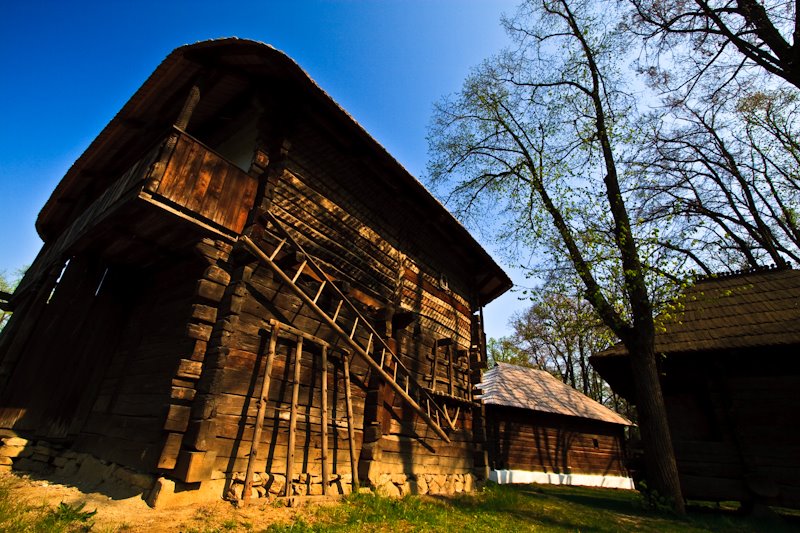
[591,266,800,508]
[0,38,511,501]
[479,363,633,489]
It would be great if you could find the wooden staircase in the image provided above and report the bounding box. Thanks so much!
[241,212,455,443]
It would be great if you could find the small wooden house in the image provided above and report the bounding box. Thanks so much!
[0,38,511,500]
[479,363,633,489]
[591,266,800,508]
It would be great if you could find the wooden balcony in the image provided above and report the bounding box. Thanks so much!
[17,128,258,296]
[144,128,258,236]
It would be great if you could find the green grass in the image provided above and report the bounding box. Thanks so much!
[0,478,96,532]
[2,474,798,532]
[266,484,800,533]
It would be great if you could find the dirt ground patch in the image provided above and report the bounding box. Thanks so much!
[2,470,314,532]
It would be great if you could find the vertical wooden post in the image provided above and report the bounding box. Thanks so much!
[242,322,280,505]
[320,345,329,495]
[175,84,202,130]
[343,353,359,492]
[285,337,303,497]
[447,344,454,395]
[431,344,439,393]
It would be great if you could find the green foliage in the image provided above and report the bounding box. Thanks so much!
[0,266,25,332]
[486,337,528,367]
[0,479,96,532]
[637,480,675,514]
[39,502,97,531]
[264,484,797,532]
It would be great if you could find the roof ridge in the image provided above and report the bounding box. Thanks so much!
[694,263,792,283]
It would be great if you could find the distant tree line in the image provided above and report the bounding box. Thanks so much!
[0,268,24,332]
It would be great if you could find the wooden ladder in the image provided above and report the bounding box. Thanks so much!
[240,212,455,443]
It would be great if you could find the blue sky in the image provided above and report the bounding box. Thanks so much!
[0,0,527,339]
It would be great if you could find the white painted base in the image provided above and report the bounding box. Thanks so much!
[489,469,635,490]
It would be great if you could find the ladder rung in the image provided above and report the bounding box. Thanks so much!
[292,260,308,283]
[379,348,386,367]
[269,238,287,261]
[366,334,373,354]
[350,317,359,339]
[405,375,409,393]
[332,300,343,323]
[393,365,398,380]
[313,281,327,304]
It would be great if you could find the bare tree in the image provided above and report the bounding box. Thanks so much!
[511,291,614,396]
[636,88,800,271]
[429,0,685,511]
[629,0,800,95]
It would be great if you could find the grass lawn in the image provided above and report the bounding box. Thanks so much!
[266,484,800,533]
[3,475,799,532]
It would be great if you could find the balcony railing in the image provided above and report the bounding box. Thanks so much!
[145,127,258,235]
[15,128,258,299]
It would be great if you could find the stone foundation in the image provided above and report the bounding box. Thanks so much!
[225,471,355,501]
[373,472,475,497]
[0,437,478,506]
[0,436,154,493]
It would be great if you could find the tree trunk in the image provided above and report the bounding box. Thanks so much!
[628,332,685,514]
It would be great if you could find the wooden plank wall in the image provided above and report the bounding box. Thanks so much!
[485,406,629,478]
[154,131,258,235]
[191,250,370,488]
[665,365,800,507]
[0,256,129,440]
[73,251,216,472]
[190,159,484,492]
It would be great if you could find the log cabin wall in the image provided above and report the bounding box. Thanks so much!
[0,41,511,500]
[659,349,800,508]
[485,406,629,479]
[177,105,485,496]
[0,238,230,475]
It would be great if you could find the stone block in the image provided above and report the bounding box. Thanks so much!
[57,459,79,477]
[32,445,52,456]
[13,457,50,474]
[376,482,401,498]
[31,453,51,463]
[147,477,175,508]
[0,446,27,459]
[267,473,286,495]
[2,437,28,447]
[0,456,12,466]
[75,455,115,486]
[115,467,154,490]
[464,474,474,493]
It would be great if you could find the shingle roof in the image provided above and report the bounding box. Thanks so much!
[32,38,511,306]
[597,267,800,357]
[477,363,632,426]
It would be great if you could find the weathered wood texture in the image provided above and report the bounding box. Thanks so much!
[272,169,474,346]
[152,129,258,234]
[0,67,495,490]
[75,254,214,472]
[485,406,629,478]
[660,352,800,507]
